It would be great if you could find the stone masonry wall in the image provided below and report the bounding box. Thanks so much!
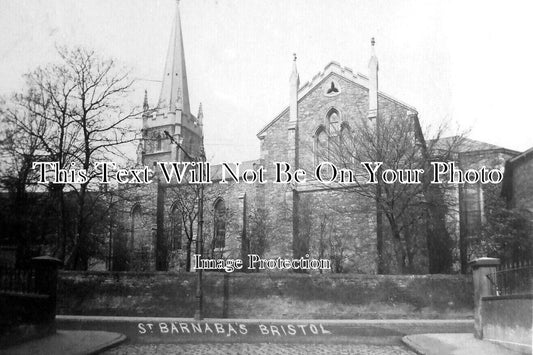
[298,190,377,274]
[258,73,413,266]
[58,271,474,319]
[259,106,295,259]
[512,154,533,213]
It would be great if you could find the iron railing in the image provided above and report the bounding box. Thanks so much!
[486,259,533,296]
[0,263,39,295]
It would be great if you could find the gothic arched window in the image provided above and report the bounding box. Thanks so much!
[188,137,193,154]
[156,133,162,151]
[315,125,328,164]
[328,110,339,123]
[213,199,226,249]
[131,204,143,249]
[339,122,353,164]
[340,122,351,144]
[169,204,182,250]
[327,108,340,134]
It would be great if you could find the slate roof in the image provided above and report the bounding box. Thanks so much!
[209,160,262,182]
[430,136,520,155]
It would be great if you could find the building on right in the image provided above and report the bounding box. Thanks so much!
[501,146,533,243]
[502,147,533,213]
[445,142,533,270]
[431,137,521,272]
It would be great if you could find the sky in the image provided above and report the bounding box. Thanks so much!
[1,0,532,163]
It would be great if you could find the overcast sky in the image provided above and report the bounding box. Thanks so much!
[1,0,532,163]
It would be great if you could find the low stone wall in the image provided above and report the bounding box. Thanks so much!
[57,271,473,319]
[482,294,533,353]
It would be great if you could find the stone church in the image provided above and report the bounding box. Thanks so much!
[116,1,518,273]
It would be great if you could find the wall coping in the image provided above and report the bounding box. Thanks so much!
[468,257,500,268]
[482,294,533,301]
[59,270,471,280]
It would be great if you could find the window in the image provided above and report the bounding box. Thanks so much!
[315,125,328,164]
[329,110,339,122]
[156,133,162,151]
[213,199,226,249]
[327,81,339,94]
[463,183,485,235]
[131,204,143,249]
[340,122,350,141]
[340,122,350,150]
[188,137,193,154]
[339,123,354,166]
[169,205,182,250]
[314,109,343,165]
[327,108,340,133]
[324,80,341,96]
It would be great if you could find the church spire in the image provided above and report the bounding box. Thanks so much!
[158,0,190,114]
[198,103,205,159]
[143,89,149,112]
[142,89,149,130]
[197,102,203,127]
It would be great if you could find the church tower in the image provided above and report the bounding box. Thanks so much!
[141,0,203,167]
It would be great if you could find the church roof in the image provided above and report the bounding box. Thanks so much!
[209,160,262,182]
[158,1,190,115]
[431,136,520,155]
[508,146,533,164]
[257,61,417,138]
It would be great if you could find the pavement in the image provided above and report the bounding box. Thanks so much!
[0,330,126,355]
[102,343,415,354]
[2,317,527,355]
[402,333,528,355]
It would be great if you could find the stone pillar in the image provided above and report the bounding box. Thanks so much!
[155,181,168,271]
[288,54,300,260]
[469,257,500,339]
[368,38,378,121]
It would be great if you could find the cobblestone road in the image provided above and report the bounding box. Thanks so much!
[104,343,415,354]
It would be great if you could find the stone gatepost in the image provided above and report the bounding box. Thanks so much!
[469,257,500,339]
[31,256,63,323]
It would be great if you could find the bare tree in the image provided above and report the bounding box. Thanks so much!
[0,98,46,260]
[310,112,464,273]
[248,208,269,258]
[167,184,200,271]
[59,47,138,269]
[1,46,140,269]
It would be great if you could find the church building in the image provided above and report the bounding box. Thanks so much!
[117,1,518,274]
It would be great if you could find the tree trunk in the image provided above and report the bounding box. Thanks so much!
[186,239,192,272]
[386,214,407,274]
[74,183,88,270]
